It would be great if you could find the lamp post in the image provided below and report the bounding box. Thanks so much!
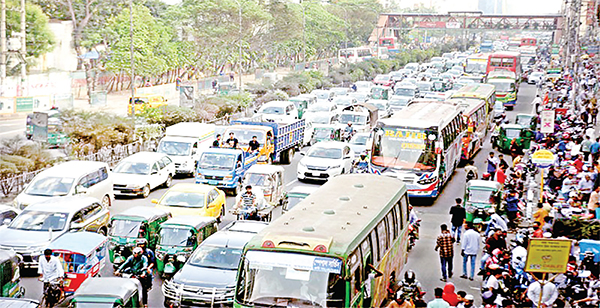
[233,0,243,92]
[129,0,135,117]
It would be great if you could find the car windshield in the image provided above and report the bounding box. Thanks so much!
[198,153,236,170]
[468,189,495,204]
[505,128,521,139]
[355,82,371,89]
[488,80,515,92]
[223,129,265,146]
[307,147,342,159]
[314,129,334,139]
[417,83,432,91]
[348,93,368,102]
[465,62,487,74]
[312,91,330,100]
[24,176,74,197]
[350,135,369,145]
[371,126,437,171]
[374,75,390,81]
[110,219,141,237]
[188,245,242,270]
[259,106,285,115]
[9,211,68,231]
[159,226,194,246]
[389,98,409,107]
[158,141,192,156]
[113,161,151,175]
[339,114,367,125]
[394,88,415,96]
[306,105,331,113]
[305,114,331,124]
[332,97,354,107]
[516,116,533,127]
[244,173,268,187]
[159,191,206,208]
[236,251,344,308]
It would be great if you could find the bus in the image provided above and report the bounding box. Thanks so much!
[520,37,537,47]
[465,53,490,82]
[486,70,518,109]
[486,51,521,80]
[448,84,496,161]
[338,47,373,64]
[370,101,465,198]
[234,174,410,308]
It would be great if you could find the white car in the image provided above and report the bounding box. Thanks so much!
[528,71,545,84]
[332,96,357,108]
[348,132,371,157]
[297,141,354,181]
[354,81,373,93]
[367,99,392,118]
[255,101,298,123]
[310,89,334,103]
[303,112,338,125]
[347,91,370,103]
[302,102,339,119]
[112,152,175,198]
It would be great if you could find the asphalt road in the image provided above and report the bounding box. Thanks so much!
[19,84,538,306]
[0,116,26,140]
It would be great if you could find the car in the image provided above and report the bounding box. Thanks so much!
[302,102,339,119]
[493,100,506,121]
[112,152,175,198]
[255,101,298,123]
[152,183,226,222]
[353,81,373,93]
[0,205,20,225]
[310,89,334,103]
[297,141,355,181]
[303,112,338,125]
[0,196,110,268]
[389,95,412,112]
[283,185,318,213]
[162,230,256,306]
[373,74,393,86]
[402,77,418,85]
[222,220,268,234]
[331,96,357,108]
[347,91,370,103]
[348,132,372,156]
[393,83,418,98]
[13,161,114,210]
[528,71,545,84]
[404,62,419,72]
[367,99,392,118]
[329,87,349,96]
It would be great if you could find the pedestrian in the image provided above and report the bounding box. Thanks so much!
[505,191,520,229]
[449,198,465,243]
[526,274,559,307]
[212,134,221,148]
[533,203,549,228]
[498,154,509,171]
[434,224,454,282]
[589,186,600,217]
[578,174,594,202]
[460,222,479,281]
[495,166,507,186]
[591,137,600,162]
[427,288,450,308]
[531,94,542,113]
[464,160,478,181]
[442,282,459,306]
[582,135,593,162]
[456,294,474,308]
[532,221,544,238]
[482,266,503,305]
[212,79,218,91]
[486,152,499,178]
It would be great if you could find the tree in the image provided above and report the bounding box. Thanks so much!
[5,1,55,63]
[327,0,382,48]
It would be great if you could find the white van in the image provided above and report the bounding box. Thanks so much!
[13,161,114,210]
[157,123,215,176]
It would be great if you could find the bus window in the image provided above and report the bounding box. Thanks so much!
[349,251,362,298]
[395,202,403,230]
[370,231,379,262]
[502,58,514,68]
[400,196,409,225]
[490,58,502,67]
[387,212,397,240]
[376,221,388,258]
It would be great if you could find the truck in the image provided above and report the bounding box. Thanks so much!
[195,148,258,195]
[224,116,305,164]
[157,123,215,176]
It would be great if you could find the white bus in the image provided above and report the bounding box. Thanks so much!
[370,101,465,198]
[338,47,373,64]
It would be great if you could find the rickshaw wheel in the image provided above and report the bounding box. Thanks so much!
[102,195,111,207]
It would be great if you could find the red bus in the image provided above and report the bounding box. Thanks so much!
[486,51,522,79]
[520,37,537,47]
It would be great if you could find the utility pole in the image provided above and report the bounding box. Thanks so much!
[19,0,25,81]
[0,0,6,95]
[238,1,242,92]
[302,1,306,64]
[129,0,135,117]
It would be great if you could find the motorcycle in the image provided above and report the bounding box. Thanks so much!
[112,244,133,270]
[408,219,421,251]
[40,277,64,308]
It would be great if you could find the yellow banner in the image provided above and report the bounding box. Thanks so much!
[525,239,571,273]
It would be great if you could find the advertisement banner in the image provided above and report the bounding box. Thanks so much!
[525,238,571,273]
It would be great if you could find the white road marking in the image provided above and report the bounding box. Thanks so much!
[286,179,298,187]
[0,129,23,135]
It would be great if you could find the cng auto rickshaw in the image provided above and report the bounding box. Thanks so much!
[311,125,342,144]
[155,216,218,278]
[70,277,143,307]
[48,232,108,295]
[128,94,167,115]
[0,249,25,298]
[370,86,391,100]
[289,96,314,119]
[464,180,502,231]
[492,123,533,154]
[217,81,238,95]
[26,109,69,147]
[108,207,171,268]
[515,113,538,130]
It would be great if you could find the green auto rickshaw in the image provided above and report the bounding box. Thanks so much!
[464,180,502,231]
[26,109,68,147]
[311,125,342,144]
[71,277,143,307]
[492,123,533,154]
[515,113,538,130]
[370,86,391,100]
[289,96,314,119]
[108,206,171,268]
[0,249,25,298]
[156,216,218,278]
[218,81,239,95]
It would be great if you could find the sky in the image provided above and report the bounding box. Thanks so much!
[396,0,563,15]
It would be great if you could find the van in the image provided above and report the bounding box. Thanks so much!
[157,123,215,176]
[13,161,113,210]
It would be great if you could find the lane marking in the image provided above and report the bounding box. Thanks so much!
[0,129,23,135]
[286,179,298,187]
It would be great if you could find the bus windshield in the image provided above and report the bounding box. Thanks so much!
[488,80,515,92]
[371,126,437,171]
[465,61,487,74]
[236,251,345,308]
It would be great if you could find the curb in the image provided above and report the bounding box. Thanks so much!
[0,112,27,120]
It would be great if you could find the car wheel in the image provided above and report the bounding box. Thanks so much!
[217,205,225,223]
[98,227,107,236]
[101,194,111,207]
[163,175,173,188]
[142,185,151,198]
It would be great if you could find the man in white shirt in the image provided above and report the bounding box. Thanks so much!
[527,279,559,307]
[38,248,65,292]
[460,222,480,281]
[531,94,543,113]
[484,211,508,236]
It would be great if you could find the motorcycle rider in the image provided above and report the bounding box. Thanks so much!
[354,152,369,172]
[465,160,478,181]
[136,239,156,278]
[397,270,424,306]
[235,185,258,220]
[38,248,64,299]
[344,122,354,141]
[116,247,150,307]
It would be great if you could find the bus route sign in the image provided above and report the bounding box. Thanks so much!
[524,238,571,273]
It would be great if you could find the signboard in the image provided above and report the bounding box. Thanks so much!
[31,112,48,142]
[416,21,447,28]
[383,129,433,150]
[179,85,194,109]
[540,110,555,133]
[531,150,555,168]
[15,97,34,112]
[446,22,461,29]
[525,238,572,273]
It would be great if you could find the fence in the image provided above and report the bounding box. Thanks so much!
[0,139,157,198]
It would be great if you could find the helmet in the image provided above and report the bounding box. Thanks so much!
[487,208,495,214]
[347,122,352,126]
[360,152,367,158]
[136,238,148,247]
[404,270,416,283]
[133,247,143,254]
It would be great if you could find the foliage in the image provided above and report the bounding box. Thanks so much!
[553,217,600,240]
[60,110,135,152]
[5,1,55,61]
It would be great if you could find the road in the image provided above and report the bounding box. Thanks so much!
[0,116,26,140]
[19,84,537,306]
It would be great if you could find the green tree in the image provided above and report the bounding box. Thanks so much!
[327,0,382,47]
[5,1,55,60]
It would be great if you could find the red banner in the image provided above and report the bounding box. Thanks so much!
[416,21,447,28]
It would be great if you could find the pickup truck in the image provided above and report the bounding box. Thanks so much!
[195,148,258,195]
[157,122,215,176]
[225,116,305,164]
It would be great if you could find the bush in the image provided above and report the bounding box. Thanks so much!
[60,110,135,151]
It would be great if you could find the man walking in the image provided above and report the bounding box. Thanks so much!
[460,222,479,281]
[435,224,455,282]
[487,152,499,179]
[449,198,466,243]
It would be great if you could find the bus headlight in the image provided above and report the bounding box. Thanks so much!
[417,176,437,185]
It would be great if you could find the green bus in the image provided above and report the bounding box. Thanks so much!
[234,174,411,308]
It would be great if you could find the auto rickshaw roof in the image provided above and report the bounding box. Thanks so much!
[74,277,142,301]
[246,164,285,175]
[500,123,524,130]
[0,248,19,264]
[162,216,216,230]
[0,298,40,308]
[48,231,107,255]
[112,206,170,221]
[466,180,502,190]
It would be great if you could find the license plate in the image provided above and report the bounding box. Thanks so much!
[208,180,218,185]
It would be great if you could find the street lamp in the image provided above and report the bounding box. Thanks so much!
[233,0,243,92]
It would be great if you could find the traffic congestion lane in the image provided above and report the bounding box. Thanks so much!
[407,84,536,304]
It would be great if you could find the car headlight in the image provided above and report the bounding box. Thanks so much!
[196,173,204,179]
[417,175,437,185]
